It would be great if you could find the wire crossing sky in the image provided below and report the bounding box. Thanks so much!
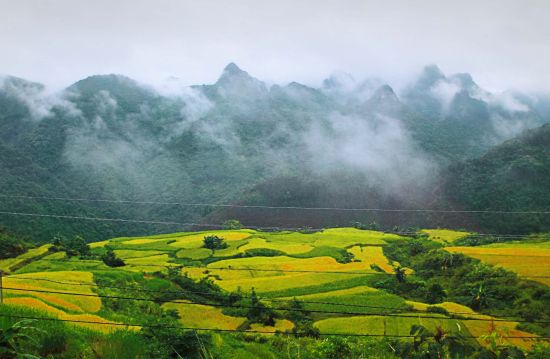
[1,0,550,91]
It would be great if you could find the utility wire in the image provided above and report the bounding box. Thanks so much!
[2,193,550,215]
[3,286,550,325]
[0,211,318,231]
[4,276,528,319]
[7,313,543,340]
[0,209,537,238]
[35,258,550,279]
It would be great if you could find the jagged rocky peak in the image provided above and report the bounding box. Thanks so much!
[321,71,356,91]
[371,84,399,102]
[214,62,267,97]
[217,62,256,84]
[415,64,446,90]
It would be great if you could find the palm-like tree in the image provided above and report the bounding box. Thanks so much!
[0,319,41,359]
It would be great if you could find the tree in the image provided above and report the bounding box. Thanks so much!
[222,219,242,230]
[0,320,41,359]
[101,249,125,267]
[394,266,407,283]
[203,235,228,250]
[426,283,447,304]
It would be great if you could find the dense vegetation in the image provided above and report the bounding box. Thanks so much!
[1,65,550,241]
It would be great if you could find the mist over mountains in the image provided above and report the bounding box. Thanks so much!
[1,63,550,240]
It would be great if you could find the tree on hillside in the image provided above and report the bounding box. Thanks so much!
[426,283,447,304]
[203,235,228,250]
[222,219,242,230]
[53,235,91,258]
[101,249,125,267]
[394,266,407,283]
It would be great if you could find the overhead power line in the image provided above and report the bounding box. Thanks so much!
[2,193,550,215]
[0,209,536,238]
[0,210,317,231]
[4,276,532,320]
[6,313,546,340]
[35,258,550,279]
[3,286,550,325]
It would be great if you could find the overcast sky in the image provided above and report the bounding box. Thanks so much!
[1,0,549,92]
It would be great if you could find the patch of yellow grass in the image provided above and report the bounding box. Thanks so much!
[169,231,253,249]
[250,319,294,334]
[163,302,246,330]
[311,228,396,248]
[446,244,550,286]
[89,240,110,248]
[409,300,536,349]
[0,244,52,273]
[406,301,429,311]
[121,238,160,245]
[348,246,394,272]
[284,285,378,300]
[5,271,101,313]
[124,254,172,266]
[238,238,313,255]
[5,298,135,333]
[421,229,471,244]
[113,250,165,259]
[176,248,213,260]
[314,313,459,336]
[190,256,374,292]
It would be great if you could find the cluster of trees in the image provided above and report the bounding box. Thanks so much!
[50,235,90,258]
[378,238,550,337]
[0,228,29,259]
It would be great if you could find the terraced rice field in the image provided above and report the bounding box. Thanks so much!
[314,313,461,336]
[348,245,395,272]
[163,302,247,330]
[2,227,544,349]
[0,244,52,273]
[4,271,101,313]
[5,297,133,332]
[250,319,294,334]
[421,229,471,244]
[238,237,313,254]
[446,242,550,286]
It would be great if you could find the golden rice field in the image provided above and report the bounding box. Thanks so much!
[348,245,395,272]
[5,297,134,333]
[113,249,166,259]
[420,229,471,244]
[314,313,460,336]
[166,231,255,249]
[162,302,246,330]
[406,300,537,349]
[446,243,550,286]
[176,247,213,259]
[249,319,294,334]
[238,237,313,254]
[4,271,101,313]
[0,244,52,273]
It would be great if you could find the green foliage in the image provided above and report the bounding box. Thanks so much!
[51,235,91,258]
[0,229,29,259]
[382,238,550,336]
[0,320,41,359]
[222,219,243,230]
[101,249,126,267]
[243,248,285,257]
[203,235,228,250]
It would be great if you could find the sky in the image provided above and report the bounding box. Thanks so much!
[1,0,550,92]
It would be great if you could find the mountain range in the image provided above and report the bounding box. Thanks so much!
[1,63,550,241]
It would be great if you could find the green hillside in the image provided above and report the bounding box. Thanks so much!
[443,123,550,233]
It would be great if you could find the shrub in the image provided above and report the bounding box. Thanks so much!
[203,235,228,250]
[101,250,125,267]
